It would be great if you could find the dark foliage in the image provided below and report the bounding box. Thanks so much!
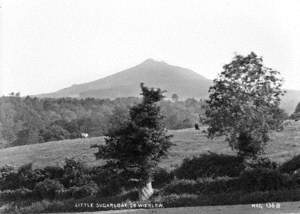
[43,166,65,179]
[291,102,300,120]
[90,164,124,196]
[239,168,295,192]
[0,163,46,191]
[69,181,99,199]
[33,179,64,199]
[174,153,244,179]
[162,177,240,195]
[279,155,300,174]
[0,188,35,202]
[245,157,278,170]
[94,83,173,188]
[152,168,174,188]
[60,159,92,188]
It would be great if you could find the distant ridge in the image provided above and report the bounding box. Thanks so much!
[38,59,300,114]
[38,59,212,99]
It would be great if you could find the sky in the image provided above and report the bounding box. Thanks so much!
[1,0,300,96]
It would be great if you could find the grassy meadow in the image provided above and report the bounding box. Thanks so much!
[1,121,300,170]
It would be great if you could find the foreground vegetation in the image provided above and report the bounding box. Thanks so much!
[1,152,300,213]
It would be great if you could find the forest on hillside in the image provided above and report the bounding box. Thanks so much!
[0,95,207,148]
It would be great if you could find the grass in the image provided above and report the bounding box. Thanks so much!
[0,121,300,169]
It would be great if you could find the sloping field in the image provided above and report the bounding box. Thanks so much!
[1,122,300,169]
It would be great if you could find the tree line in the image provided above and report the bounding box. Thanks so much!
[0,95,206,148]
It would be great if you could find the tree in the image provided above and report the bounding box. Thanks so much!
[171,93,179,102]
[295,102,300,114]
[205,52,285,158]
[291,102,300,120]
[93,83,173,200]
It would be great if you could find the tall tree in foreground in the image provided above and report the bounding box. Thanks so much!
[206,52,285,158]
[93,83,172,200]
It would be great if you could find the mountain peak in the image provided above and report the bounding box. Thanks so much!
[39,59,213,99]
[141,58,166,65]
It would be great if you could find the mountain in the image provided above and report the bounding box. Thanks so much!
[39,59,300,114]
[39,59,212,99]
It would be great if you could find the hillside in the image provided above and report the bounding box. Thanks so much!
[1,123,300,169]
[38,59,300,114]
[39,59,212,99]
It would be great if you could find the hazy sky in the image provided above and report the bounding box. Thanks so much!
[1,0,300,95]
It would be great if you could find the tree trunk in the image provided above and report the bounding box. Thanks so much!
[139,180,154,201]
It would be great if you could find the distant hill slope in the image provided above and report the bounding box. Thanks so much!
[38,59,300,114]
[39,59,212,99]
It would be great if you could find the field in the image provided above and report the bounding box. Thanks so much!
[1,121,300,170]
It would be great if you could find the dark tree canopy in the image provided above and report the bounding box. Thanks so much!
[94,83,173,186]
[291,102,300,120]
[206,52,285,158]
[171,93,179,102]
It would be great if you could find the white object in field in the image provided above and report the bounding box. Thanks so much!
[81,133,89,138]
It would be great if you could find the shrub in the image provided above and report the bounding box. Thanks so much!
[197,177,240,194]
[44,166,64,179]
[0,165,18,190]
[71,182,99,199]
[91,166,123,196]
[163,179,198,195]
[0,188,34,201]
[279,155,300,174]
[18,167,46,190]
[245,157,277,170]
[61,159,92,188]
[0,163,46,190]
[174,153,244,179]
[162,177,240,195]
[33,179,64,199]
[152,168,174,188]
[239,168,294,192]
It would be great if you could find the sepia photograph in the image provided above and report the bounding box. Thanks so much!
[1,0,300,213]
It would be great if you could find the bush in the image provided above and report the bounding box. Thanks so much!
[0,188,34,201]
[70,182,99,199]
[152,168,174,188]
[162,177,240,195]
[33,179,64,199]
[44,166,64,179]
[197,177,240,194]
[159,193,198,207]
[174,153,244,179]
[0,165,17,190]
[239,168,294,192]
[163,179,198,195]
[280,155,300,174]
[61,159,91,188]
[0,163,46,191]
[91,166,123,196]
[245,157,277,170]
[17,165,46,190]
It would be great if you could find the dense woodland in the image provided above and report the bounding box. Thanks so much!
[0,95,206,148]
